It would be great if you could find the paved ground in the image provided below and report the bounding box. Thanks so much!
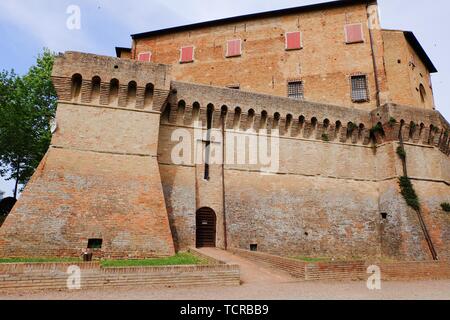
[1,249,450,300]
[198,248,293,284]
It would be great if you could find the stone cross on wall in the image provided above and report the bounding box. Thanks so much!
[196,129,222,180]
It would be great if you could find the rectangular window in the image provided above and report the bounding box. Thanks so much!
[180,46,194,63]
[286,31,302,50]
[87,239,103,249]
[288,81,304,100]
[345,23,364,44]
[226,39,242,57]
[138,52,152,62]
[351,75,369,102]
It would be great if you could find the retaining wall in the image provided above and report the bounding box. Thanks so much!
[0,258,239,291]
[231,248,450,281]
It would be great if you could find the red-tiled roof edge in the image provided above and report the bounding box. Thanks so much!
[131,0,373,39]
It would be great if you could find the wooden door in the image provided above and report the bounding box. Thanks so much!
[196,208,216,248]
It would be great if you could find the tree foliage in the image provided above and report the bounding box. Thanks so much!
[0,49,57,199]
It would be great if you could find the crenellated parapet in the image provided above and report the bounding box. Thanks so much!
[166,81,373,145]
[165,81,449,153]
[52,51,172,112]
[371,104,450,155]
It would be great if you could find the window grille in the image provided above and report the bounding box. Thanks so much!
[351,75,368,102]
[288,81,304,100]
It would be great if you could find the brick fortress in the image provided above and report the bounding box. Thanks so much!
[0,0,449,261]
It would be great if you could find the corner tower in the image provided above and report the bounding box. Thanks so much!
[0,52,175,258]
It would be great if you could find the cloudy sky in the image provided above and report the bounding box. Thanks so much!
[0,0,449,197]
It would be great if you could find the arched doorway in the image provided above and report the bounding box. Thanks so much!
[196,207,216,248]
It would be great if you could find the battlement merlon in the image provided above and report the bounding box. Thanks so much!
[51,51,172,112]
[165,80,450,154]
[50,52,175,157]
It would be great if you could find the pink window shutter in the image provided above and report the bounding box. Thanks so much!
[138,52,151,62]
[286,32,302,50]
[181,46,194,63]
[345,24,364,43]
[227,39,241,57]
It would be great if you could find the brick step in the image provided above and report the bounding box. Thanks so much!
[0,280,239,291]
[232,251,305,277]
[0,274,238,285]
[0,277,239,290]
[0,270,238,279]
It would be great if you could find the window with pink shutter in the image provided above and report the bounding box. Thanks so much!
[138,52,152,62]
[226,39,242,57]
[180,46,194,63]
[286,32,302,50]
[345,24,364,44]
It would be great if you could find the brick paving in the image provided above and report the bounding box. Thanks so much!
[1,249,449,300]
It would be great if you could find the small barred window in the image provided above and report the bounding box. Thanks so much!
[351,75,369,102]
[288,81,304,100]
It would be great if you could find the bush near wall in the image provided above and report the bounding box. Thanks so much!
[441,203,450,212]
[399,176,420,211]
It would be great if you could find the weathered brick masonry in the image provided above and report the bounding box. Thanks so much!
[0,53,175,258]
[0,0,449,261]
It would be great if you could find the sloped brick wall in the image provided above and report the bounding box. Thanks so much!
[0,52,175,259]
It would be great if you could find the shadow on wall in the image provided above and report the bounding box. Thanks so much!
[0,197,16,227]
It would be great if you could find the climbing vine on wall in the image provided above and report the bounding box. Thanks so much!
[398,176,420,211]
[396,146,406,160]
[396,142,420,211]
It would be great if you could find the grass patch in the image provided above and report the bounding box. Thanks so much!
[291,256,332,263]
[321,133,330,142]
[101,252,208,267]
[388,117,397,127]
[370,123,384,135]
[0,257,81,264]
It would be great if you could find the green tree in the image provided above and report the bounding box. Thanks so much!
[0,49,57,199]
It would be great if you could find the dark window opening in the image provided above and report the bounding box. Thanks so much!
[288,81,304,100]
[87,239,103,249]
[71,74,82,102]
[419,84,426,103]
[250,244,258,252]
[227,84,240,90]
[204,105,214,181]
[351,75,369,102]
[381,213,388,220]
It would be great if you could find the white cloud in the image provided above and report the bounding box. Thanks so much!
[0,1,103,53]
